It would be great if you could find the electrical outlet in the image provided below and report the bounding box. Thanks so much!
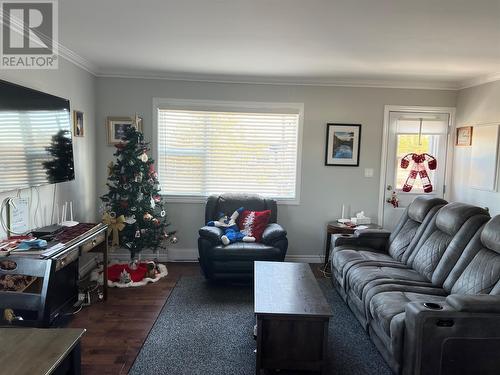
[364,168,374,178]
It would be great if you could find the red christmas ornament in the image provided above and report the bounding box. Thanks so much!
[400,153,437,193]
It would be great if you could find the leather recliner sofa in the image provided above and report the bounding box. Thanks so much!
[198,194,288,280]
[331,198,500,374]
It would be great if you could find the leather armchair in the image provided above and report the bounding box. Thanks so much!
[198,194,288,280]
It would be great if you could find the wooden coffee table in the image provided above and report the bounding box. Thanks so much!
[254,261,332,374]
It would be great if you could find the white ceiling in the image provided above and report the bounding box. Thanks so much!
[59,0,500,89]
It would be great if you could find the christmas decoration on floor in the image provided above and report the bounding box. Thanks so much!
[100,118,177,258]
[90,261,168,288]
[400,153,437,193]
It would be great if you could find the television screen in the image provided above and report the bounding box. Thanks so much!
[0,80,74,193]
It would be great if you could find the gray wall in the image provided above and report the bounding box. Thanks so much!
[96,78,456,260]
[452,81,500,215]
[0,59,97,238]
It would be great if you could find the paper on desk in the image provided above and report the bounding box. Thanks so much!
[355,225,369,230]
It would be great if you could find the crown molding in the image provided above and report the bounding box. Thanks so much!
[458,72,500,90]
[58,44,99,75]
[95,69,460,90]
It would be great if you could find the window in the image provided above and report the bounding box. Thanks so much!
[155,99,303,203]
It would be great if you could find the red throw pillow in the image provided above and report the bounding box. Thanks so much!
[238,210,271,242]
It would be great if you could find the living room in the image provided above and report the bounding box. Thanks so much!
[0,1,499,374]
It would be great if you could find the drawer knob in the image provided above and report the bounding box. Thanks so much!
[92,239,96,246]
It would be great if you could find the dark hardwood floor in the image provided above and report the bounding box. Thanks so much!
[67,263,200,374]
[66,262,324,375]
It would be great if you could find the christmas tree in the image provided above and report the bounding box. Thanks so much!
[100,124,176,258]
[43,130,75,183]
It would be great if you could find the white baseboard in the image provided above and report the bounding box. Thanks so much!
[79,248,323,275]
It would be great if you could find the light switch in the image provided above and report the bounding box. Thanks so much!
[364,168,374,178]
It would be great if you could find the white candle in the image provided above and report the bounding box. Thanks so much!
[341,204,345,219]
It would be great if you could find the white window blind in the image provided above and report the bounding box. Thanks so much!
[157,107,300,201]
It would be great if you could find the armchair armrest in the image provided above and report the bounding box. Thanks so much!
[446,294,500,313]
[199,226,224,245]
[332,229,391,252]
[261,223,287,245]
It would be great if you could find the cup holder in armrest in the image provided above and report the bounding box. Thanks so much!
[423,302,443,310]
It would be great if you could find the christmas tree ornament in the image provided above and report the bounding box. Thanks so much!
[143,212,153,221]
[130,206,137,212]
[102,212,126,246]
[124,215,136,224]
[135,230,141,238]
[160,210,166,217]
[152,218,159,225]
[171,236,178,244]
[138,152,148,163]
[150,197,155,209]
[107,162,115,177]
[129,160,135,166]
[400,153,437,193]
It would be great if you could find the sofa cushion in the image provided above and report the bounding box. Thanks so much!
[481,215,500,254]
[208,242,281,260]
[348,265,428,299]
[370,291,446,337]
[407,196,447,223]
[451,249,500,295]
[332,249,395,277]
[435,202,488,236]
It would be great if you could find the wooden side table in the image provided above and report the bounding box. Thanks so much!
[324,222,381,267]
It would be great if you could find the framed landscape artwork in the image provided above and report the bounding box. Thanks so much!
[325,123,361,166]
[107,116,143,145]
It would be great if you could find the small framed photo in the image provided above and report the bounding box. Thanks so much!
[325,123,361,166]
[107,116,143,145]
[456,126,473,146]
[73,110,84,137]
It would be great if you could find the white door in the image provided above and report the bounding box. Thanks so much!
[381,110,451,229]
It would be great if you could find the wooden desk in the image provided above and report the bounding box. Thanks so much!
[324,222,381,267]
[0,223,108,327]
[0,328,85,374]
[255,261,332,374]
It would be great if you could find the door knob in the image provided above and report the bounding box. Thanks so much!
[386,185,393,191]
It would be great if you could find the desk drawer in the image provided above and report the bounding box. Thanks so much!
[80,232,105,253]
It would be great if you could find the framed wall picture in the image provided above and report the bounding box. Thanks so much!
[107,116,143,145]
[325,123,361,166]
[73,110,84,137]
[456,126,473,146]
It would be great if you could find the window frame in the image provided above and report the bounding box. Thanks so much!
[152,98,304,205]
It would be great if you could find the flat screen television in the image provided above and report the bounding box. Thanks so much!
[0,80,74,193]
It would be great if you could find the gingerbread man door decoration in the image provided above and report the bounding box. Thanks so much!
[400,153,437,193]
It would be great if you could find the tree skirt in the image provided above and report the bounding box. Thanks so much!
[91,261,168,288]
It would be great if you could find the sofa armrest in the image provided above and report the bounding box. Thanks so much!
[446,294,500,313]
[353,228,391,238]
[332,229,391,252]
[261,223,287,245]
[199,226,223,244]
[403,299,500,375]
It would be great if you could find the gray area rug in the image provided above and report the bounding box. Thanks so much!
[130,276,392,375]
